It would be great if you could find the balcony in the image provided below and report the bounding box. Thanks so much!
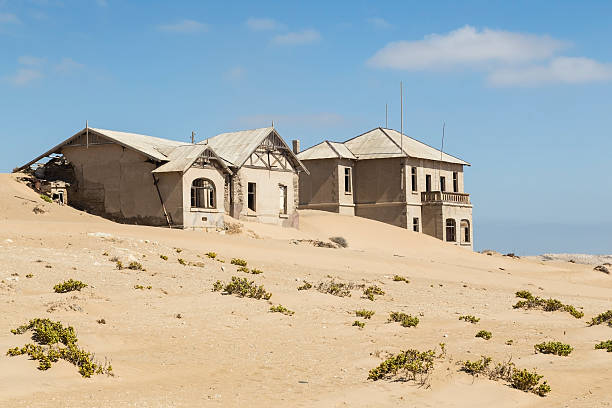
[421,191,471,205]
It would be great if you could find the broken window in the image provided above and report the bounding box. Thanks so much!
[344,167,352,194]
[425,175,432,192]
[411,167,417,191]
[279,184,288,215]
[445,219,456,242]
[440,176,446,192]
[461,219,470,243]
[413,217,419,232]
[191,178,215,209]
[248,182,256,212]
[453,172,458,192]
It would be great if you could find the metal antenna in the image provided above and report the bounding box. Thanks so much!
[191,131,195,144]
[439,121,445,190]
[400,81,403,154]
[385,103,388,128]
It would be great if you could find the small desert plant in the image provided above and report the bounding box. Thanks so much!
[128,261,143,270]
[534,341,573,356]
[40,194,53,203]
[588,310,612,327]
[506,339,514,345]
[178,258,186,266]
[102,252,109,256]
[388,312,419,328]
[315,280,356,297]
[250,268,263,275]
[237,266,249,273]
[160,255,168,261]
[26,274,33,278]
[392,275,410,283]
[368,348,435,385]
[329,236,348,248]
[231,258,248,267]
[96,318,106,324]
[53,279,87,293]
[459,315,480,324]
[511,368,550,396]
[462,356,492,376]
[115,261,123,270]
[212,276,272,300]
[270,305,294,316]
[363,285,385,301]
[297,281,312,291]
[355,309,375,319]
[513,290,583,319]
[175,248,182,253]
[594,340,612,352]
[352,320,365,328]
[475,330,492,340]
[206,252,217,259]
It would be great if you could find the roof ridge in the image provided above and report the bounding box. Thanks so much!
[383,128,469,165]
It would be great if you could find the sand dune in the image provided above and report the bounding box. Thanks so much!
[0,173,611,407]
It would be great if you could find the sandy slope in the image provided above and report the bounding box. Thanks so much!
[0,173,611,407]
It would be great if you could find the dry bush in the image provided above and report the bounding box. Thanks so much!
[513,290,583,319]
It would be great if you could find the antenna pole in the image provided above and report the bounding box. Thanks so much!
[385,103,388,128]
[86,120,89,149]
[400,81,403,154]
[191,131,195,144]
[439,122,445,190]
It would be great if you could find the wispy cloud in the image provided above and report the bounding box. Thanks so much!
[238,112,345,128]
[368,25,566,70]
[7,68,43,86]
[367,17,392,29]
[55,57,84,73]
[96,0,108,6]
[488,57,612,86]
[246,17,284,31]
[18,56,46,66]
[272,29,321,46]
[224,66,246,81]
[0,12,20,24]
[158,19,208,34]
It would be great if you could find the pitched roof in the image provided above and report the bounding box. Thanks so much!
[89,128,186,162]
[298,127,469,166]
[151,144,232,174]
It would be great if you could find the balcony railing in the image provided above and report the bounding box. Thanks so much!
[421,191,471,204]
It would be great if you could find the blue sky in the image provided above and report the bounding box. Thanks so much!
[1,0,611,254]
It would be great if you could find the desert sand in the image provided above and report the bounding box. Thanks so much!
[1,173,611,407]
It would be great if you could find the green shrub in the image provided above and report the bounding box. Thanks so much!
[212,276,272,300]
[250,268,263,275]
[588,310,612,327]
[315,280,355,297]
[329,236,348,248]
[534,341,573,356]
[7,318,113,377]
[128,261,143,270]
[231,258,248,267]
[368,348,435,384]
[388,312,419,328]
[237,266,249,273]
[178,258,186,266]
[511,368,550,396]
[513,290,583,319]
[475,330,492,340]
[352,320,365,328]
[175,248,182,253]
[459,315,480,324]
[160,255,168,261]
[53,279,87,293]
[26,274,33,278]
[462,356,492,375]
[115,261,123,270]
[206,252,217,259]
[297,281,312,291]
[355,309,375,319]
[270,304,294,316]
[595,340,612,352]
[392,275,409,283]
[40,194,53,203]
[363,285,385,301]
[506,339,514,345]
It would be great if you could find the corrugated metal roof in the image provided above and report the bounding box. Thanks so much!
[90,128,186,162]
[200,127,273,167]
[297,141,356,160]
[381,128,469,165]
[152,144,232,174]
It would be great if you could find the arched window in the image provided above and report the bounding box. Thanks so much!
[445,219,456,242]
[460,219,470,244]
[191,178,215,209]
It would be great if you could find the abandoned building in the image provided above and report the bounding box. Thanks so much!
[296,127,473,248]
[17,126,308,229]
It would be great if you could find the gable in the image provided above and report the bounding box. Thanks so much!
[244,132,296,172]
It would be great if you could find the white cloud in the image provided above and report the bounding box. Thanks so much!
[7,68,42,85]
[158,19,208,34]
[368,25,566,70]
[246,17,284,31]
[18,56,45,66]
[367,17,392,29]
[96,0,108,6]
[488,57,612,86]
[238,112,345,128]
[55,57,84,73]
[0,12,20,24]
[272,29,321,46]
[224,66,246,81]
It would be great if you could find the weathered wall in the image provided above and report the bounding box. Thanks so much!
[298,158,338,208]
[354,158,405,205]
[404,158,465,204]
[422,202,473,249]
[354,203,407,228]
[181,167,226,230]
[62,144,182,226]
[235,167,298,227]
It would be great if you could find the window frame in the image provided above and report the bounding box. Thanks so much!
[344,167,352,194]
[411,167,417,192]
[247,182,257,212]
[445,218,456,242]
[460,219,470,243]
[412,217,419,232]
[440,176,446,192]
[425,174,432,192]
[279,184,288,215]
[190,178,216,210]
[453,172,458,193]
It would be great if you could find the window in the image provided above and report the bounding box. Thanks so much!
[344,167,352,194]
[279,184,288,215]
[191,178,215,209]
[445,219,456,242]
[440,176,446,192]
[453,172,458,193]
[425,175,432,192]
[461,219,470,243]
[411,167,417,191]
[413,217,419,232]
[247,182,256,211]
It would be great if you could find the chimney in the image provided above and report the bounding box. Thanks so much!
[292,140,300,154]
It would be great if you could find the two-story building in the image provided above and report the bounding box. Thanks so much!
[296,127,473,248]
